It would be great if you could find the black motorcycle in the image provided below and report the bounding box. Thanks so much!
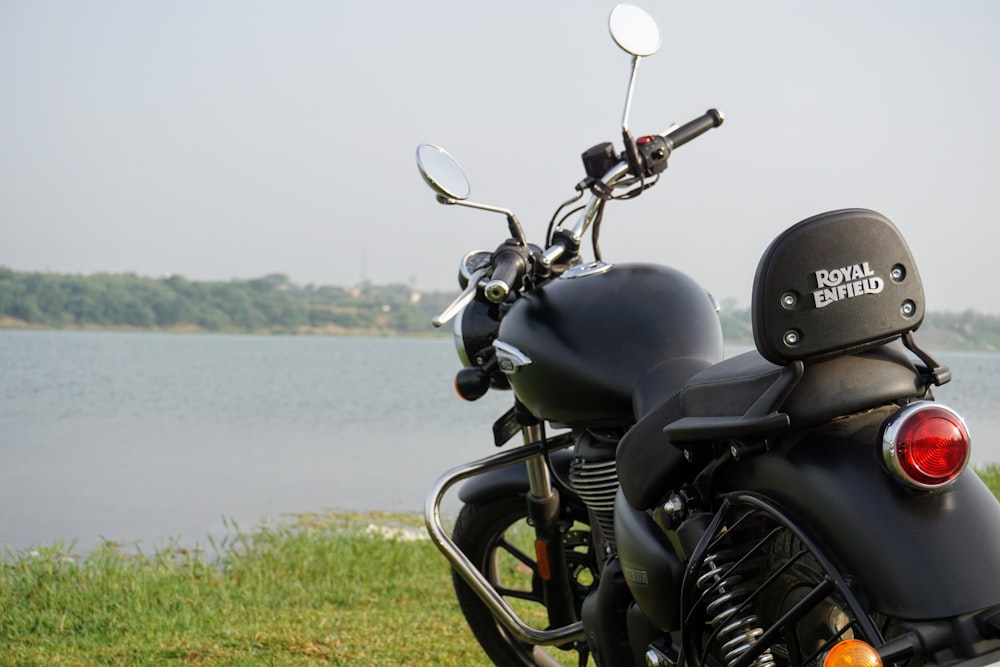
[417,5,1000,667]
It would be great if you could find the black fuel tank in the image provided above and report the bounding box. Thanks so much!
[495,263,723,426]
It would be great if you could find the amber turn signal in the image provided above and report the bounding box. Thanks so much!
[823,639,882,667]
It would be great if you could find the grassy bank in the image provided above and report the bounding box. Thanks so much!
[3,468,999,666]
[0,513,491,666]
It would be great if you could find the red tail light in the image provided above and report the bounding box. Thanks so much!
[882,402,971,490]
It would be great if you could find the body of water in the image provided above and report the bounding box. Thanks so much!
[1,330,998,552]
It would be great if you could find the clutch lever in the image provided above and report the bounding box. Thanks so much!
[432,268,487,328]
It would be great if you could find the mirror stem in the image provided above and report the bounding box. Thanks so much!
[621,55,643,176]
[621,55,642,132]
[505,214,528,247]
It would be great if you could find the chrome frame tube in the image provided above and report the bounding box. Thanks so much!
[423,440,585,646]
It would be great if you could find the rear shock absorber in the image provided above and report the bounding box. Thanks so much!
[696,547,776,667]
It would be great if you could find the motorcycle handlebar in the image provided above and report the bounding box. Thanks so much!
[536,110,726,275]
[539,245,563,268]
[662,108,724,150]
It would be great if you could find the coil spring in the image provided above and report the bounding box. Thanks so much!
[697,549,775,667]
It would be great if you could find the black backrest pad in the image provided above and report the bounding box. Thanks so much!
[752,209,924,364]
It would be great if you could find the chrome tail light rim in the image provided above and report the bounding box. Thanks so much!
[881,401,971,491]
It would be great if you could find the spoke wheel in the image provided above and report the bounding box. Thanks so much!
[451,495,597,667]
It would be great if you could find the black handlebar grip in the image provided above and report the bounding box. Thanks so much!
[485,250,525,303]
[665,108,724,151]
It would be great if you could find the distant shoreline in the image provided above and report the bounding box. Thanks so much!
[2,268,997,351]
[2,318,998,354]
[0,318,444,338]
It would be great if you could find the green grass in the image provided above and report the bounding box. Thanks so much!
[977,462,1000,497]
[0,513,492,666]
[2,468,998,666]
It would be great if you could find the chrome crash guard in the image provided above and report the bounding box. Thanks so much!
[423,426,586,647]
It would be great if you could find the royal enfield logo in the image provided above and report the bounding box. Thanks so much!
[622,565,649,586]
[812,261,884,308]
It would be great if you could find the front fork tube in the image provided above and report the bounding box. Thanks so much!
[523,424,579,631]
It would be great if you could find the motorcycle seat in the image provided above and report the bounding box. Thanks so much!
[630,356,718,422]
[617,341,929,510]
[670,340,927,436]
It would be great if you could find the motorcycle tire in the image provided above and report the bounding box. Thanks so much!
[450,495,597,667]
[685,497,902,667]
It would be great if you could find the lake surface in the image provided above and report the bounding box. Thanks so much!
[1,330,998,552]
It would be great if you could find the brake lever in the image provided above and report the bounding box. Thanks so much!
[432,268,487,328]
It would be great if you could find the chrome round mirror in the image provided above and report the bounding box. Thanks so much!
[416,144,471,200]
[609,4,661,57]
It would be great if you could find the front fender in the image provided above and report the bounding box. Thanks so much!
[459,448,577,505]
[716,424,1000,619]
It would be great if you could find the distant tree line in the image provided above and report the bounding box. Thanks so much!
[0,268,455,335]
[715,299,1000,352]
[0,268,997,349]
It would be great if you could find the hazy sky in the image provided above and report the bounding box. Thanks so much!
[2,1,999,312]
